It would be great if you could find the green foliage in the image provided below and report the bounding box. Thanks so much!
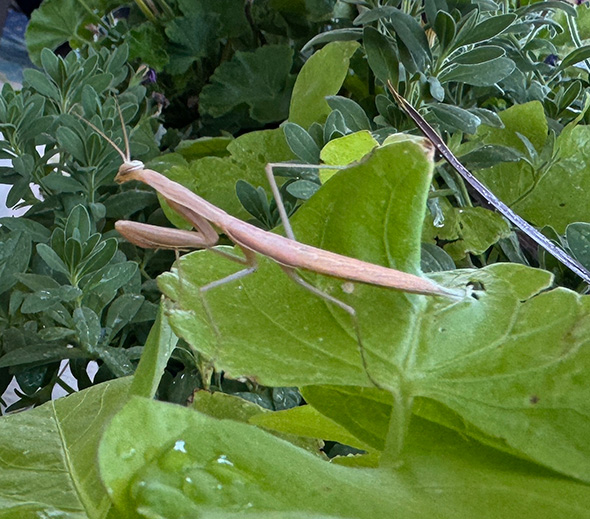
[0,47,165,411]
[199,45,295,123]
[0,377,132,516]
[6,1,590,516]
[470,102,590,234]
[25,0,354,134]
[289,40,360,128]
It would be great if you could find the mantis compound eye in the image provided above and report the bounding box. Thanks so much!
[127,160,145,171]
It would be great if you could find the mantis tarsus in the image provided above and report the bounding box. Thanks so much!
[81,109,467,385]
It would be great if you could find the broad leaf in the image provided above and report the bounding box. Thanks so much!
[98,397,590,518]
[289,41,360,128]
[199,45,295,124]
[158,139,590,482]
[0,377,132,517]
[164,0,221,74]
[25,0,88,65]
[158,140,436,384]
[473,102,590,233]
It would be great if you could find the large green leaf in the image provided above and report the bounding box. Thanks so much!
[0,377,132,518]
[164,0,221,74]
[25,0,87,65]
[98,396,590,518]
[289,41,360,128]
[158,141,436,387]
[157,139,590,482]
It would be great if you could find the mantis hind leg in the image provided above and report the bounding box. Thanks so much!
[280,266,381,389]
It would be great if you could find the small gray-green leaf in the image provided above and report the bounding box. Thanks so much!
[566,223,590,270]
[0,344,89,368]
[363,26,399,86]
[0,232,32,294]
[459,145,524,170]
[358,7,431,70]
[236,180,272,226]
[468,108,504,129]
[42,171,85,194]
[434,10,456,50]
[428,76,445,102]
[302,28,363,53]
[558,45,590,71]
[0,217,50,243]
[78,238,118,278]
[421,243,456,272]
[284,123,321,164]
[73,306,101,353]
[22,68,60,101]
[326,96,371,132]
[106,294,145,340]
[56,126,86,162]
[451,45,505,65]
[21,285,82,313]
[456,13,516,46]
[439,57,515,87]
[429,104,481,134]
[36,243,69,275]
[324,110,349,141]
[65,205,91,243]
[286,179,321,200]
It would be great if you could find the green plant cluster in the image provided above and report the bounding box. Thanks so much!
[3,0,590,517]
[0,46,167,410]
[26,0,355,133]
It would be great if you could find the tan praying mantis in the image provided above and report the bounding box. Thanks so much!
[80,108,467,384]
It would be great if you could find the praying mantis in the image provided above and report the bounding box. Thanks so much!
[80,107,467,383]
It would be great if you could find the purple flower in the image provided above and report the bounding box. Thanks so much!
[142,68,157,84]
[544,54,558,67]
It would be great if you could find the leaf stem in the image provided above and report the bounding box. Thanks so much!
[380,389,414,468]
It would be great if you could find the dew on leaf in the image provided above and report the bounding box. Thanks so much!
[174,440,187,453]
[216,454,234,466]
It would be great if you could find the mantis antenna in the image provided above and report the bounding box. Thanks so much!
[75,113,128,164]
